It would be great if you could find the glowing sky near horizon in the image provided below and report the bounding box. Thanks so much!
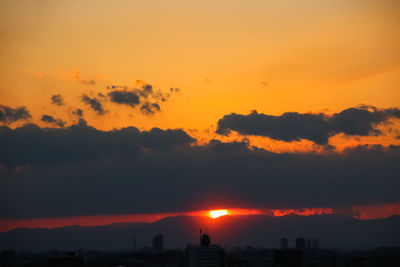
[1,205,399,232]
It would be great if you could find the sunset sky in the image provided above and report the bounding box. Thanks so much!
[0,0,399,231]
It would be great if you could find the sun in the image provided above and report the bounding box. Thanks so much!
[210,209,228,219]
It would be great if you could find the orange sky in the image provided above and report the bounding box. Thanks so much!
[0,1,399,152]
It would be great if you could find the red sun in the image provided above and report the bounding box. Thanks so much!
[209,209,228,219]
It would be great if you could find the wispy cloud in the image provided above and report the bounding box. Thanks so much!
[41,114,66,128]
[0,104,31,125]
[50,94,65,106]
[81,94,105,115]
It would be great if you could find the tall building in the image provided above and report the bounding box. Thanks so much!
[280,238,288,249]
[152,234,163,253]
[186,232,226,267]
[295,237,306,250]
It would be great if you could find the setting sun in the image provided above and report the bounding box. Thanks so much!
[210,210,228,219]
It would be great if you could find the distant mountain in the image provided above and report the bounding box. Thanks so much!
[1,215,399,251]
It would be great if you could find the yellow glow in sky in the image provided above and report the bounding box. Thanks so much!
[210,210,228,219]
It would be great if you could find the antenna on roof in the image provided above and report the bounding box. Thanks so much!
[200,229,202,244]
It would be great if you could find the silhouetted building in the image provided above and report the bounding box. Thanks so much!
[274,249,302,267]
[152,234,163,253]
[312,238,319,250]
[48,252,83,267]
[201,233,211,247]
[186,232,227,267]
[295,237,306,250]
[280,238,288,249]
[306,238,312,249]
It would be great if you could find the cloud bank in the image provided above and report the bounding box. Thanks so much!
[216,106,400,144]
[0,123,398,219]
[0,123,195,167]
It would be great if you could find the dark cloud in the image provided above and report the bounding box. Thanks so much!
[106,85,129,90]
[41,115,66,128]
[77,118,87,126]
[0,104,398,220]
[154,87,180,102]
[106,84,153,99]
[216,106,400,144]
[140,102,160,115]
[0,104,31,125]
[72,108,83,117]
[0,123,195,167]
[140,84,153,98]
[81,94,105,115]
[106,84,179,114]
[50,94,64,106]
[0,131,398,218]
[108,90,140,107]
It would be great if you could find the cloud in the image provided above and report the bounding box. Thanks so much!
[216,106,400,145]
[106,84,179,115]
[140,102,160,115]
[0,105,31,125]
[155,87,180,102]
[0,123,195,168]
[106,84,154,99]
[139,84,153,98]
[81,94,105,115]
[51,94,64,106]
[77,118,88,127]
[0,127,398,218]
[108,90,140,107]
[41,115,66,128]
[72,108,83,117]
